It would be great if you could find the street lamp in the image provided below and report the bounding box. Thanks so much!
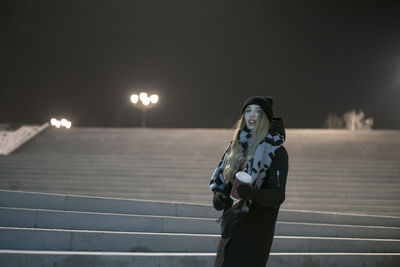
[130,92,159,128]
[50,118,72,129]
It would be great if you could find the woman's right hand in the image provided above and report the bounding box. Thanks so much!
[213,192,228,210]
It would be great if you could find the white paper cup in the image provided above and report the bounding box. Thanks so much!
[230,171,252,200]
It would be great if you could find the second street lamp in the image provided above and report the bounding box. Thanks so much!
[130,92,159,128]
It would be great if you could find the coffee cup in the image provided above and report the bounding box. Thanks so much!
[230,171,252,200]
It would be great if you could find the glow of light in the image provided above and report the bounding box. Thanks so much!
[60,119,68,127]
[130,94,139,104]
[50,118,57,126]
[55,121,61,128]
[66,121,72,129]
[139,92,148,102]
[150,94,159,104]
[142,97,151,105]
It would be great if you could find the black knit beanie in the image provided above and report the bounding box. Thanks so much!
[241,96,274,121]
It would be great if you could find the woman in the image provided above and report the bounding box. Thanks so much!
[209,96,289,267]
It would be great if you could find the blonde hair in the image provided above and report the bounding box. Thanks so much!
[223,111,270,184]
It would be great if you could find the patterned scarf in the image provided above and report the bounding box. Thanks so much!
[209,126,285,193]
[240,128,285,189]
[234,127,285,214]
[238,128,252,154]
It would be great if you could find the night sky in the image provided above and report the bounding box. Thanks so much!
[1,1,400,129]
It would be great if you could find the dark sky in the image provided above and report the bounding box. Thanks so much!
[1,1,400,128]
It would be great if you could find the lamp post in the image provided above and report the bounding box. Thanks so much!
[130,92,159,128]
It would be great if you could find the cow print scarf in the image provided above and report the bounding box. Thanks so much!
[210,126,285,214]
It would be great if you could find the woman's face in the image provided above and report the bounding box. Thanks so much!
[244,104,262,129]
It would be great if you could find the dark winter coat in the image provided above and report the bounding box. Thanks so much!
[214,145,289,267]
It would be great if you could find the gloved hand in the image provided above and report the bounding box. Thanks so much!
[213,192,227,210]
[237,184,256,200]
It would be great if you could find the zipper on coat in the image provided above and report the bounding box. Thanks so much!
[277,170,280,188]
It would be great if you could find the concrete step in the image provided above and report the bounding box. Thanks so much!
[3,181,400,209]
[288,184,400,193]
[5,151,399,161]
[276,221,400,239]
[0,178,212,193]
[1,207,399,239]
[3,189,399,217]
[1,250,399,267]
[2,183,400,213]
[1,160,399,175]
[0,187,215,205]
[287,188,400,198]
[282,208,400,218]
[1,183,399,200]
[2,174,399,193]
[2,160,399,175]
[0,227,218,253]
[1,157,398,167]
[1,166,398,183]
[2,181,400,212]
[285,196,400,206]
[3,179,399,199]
[291,171,400,177]
[2,190,400,227]
[0,207,218,235]
[278,209,400,227]
[1,227,400,253]
[288,180,400,187]
[1,170,399,185]
[0,189,219,218]
[2,174,400,192]
[282,202,400,214]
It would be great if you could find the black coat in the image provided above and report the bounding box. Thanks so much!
[214,146,289,267]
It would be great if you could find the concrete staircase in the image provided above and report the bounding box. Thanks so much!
[1,190,399,267]
[0,128,399,216]
[0,127,399,266]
